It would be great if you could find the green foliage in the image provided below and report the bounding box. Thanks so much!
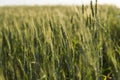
[0,5,120,80]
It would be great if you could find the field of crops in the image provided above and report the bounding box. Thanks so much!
[0,3,120,80]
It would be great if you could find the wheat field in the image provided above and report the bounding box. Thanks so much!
[0,3,120,80]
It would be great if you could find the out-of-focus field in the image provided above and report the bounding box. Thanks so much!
[0,4,120,80]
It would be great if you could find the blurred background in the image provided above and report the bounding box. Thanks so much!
[0,0,120,8]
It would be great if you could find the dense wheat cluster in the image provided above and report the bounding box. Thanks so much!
[0,4,120,80]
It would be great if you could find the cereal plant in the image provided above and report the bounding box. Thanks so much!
[0,1,120,80]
